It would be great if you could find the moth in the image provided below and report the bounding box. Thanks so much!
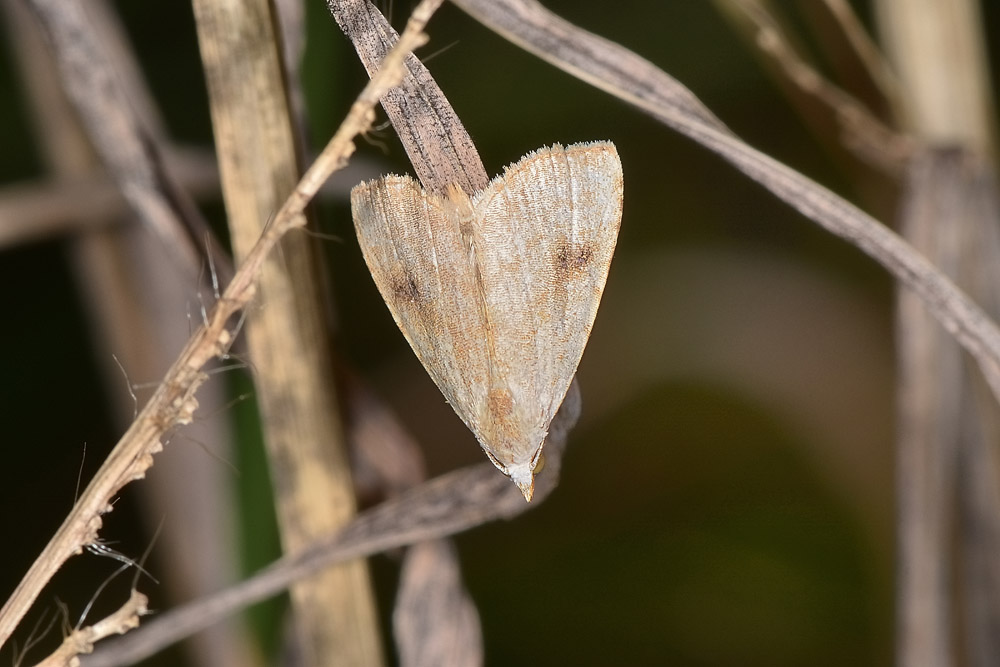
[352,142,623,501]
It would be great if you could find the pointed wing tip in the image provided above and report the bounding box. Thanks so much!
[516,478,535,503]
[509,465,536,503]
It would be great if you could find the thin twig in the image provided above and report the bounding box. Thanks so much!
[0,151,385,251]
[83,381,579,667]
[821,0,903,112]
[0,148,219,249]
[346,374,484,663]
[0,0,437,648]
[452,0,1000,406]
[36,591,148,667]
[25,0,231,285]
[3,3,251,663]
[191,0,385,660]
[877,1,1000,665]
[328,0,489,196]
[713,0,911,174]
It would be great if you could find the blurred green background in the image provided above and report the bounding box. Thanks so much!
[2,0,998,664]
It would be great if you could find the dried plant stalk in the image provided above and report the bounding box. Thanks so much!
[712,0,910,176]
[9,1,1000,664]
[0,148,219,248]
[37,591,149,667]
[393,541,482,667]
[0,0,438,652]
[189,0,382,663]
[876,1,1000,665]
[84,382,580,666]
[452,0,1000,408]
[875,0,996,151]
[3,0,253,663]
[895,150,970,667]
[329,0,489,196]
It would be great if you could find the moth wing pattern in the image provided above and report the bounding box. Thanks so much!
[472,142,623,464]
[351,176,491,431]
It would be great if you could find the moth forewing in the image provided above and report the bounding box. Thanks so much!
[351,177,492,426]
[352,141,623,502]
[476,142,623,433]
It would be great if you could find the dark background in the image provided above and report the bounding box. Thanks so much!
[2,1,997,664]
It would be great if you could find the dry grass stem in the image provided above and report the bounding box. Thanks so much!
[393,541,482,667]
[453,0,1000,407]
[23,0,226,280]
[329,0,489,195]
[2,2,252,663]
[877,1,1000,665]
[876,0,996,151]
[895,150,971,667]
[820,0,903,111]
[83,381,579,667]
[34,591,148,667]
[0,0,438,652]
[714,0,911,174]
[191,0,386,660]
[0,148,219,249]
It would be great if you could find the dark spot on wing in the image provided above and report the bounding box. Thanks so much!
[391,274,422,303]
[554,242,595,276]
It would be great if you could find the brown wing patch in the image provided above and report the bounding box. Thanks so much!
[554,241,596,277]
[487,387,514,417]
[390,273,423,303]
